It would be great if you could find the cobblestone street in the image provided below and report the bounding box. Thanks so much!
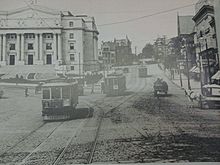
[0,64,219,164]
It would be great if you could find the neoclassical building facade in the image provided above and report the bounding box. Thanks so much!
[0,5,99,74]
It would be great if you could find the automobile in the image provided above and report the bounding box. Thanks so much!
[153,78,168,96]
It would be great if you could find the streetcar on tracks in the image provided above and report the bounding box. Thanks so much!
[41,82,78,121]
[138,66,148,78]
[104,73,126,96]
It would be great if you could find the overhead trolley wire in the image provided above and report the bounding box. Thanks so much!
[98,3,196,27]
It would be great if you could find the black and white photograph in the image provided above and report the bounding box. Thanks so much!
[0,0,220,164]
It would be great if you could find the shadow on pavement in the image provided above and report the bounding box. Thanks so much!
[73,107,94,119]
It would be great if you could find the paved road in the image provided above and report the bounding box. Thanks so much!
[0,64,219,164]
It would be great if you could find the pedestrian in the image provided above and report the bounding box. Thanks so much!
[25,87,29,97]
[91,83,94,94]
[35,86,38,94]
[171,69,174,80]
[101,81,105,94]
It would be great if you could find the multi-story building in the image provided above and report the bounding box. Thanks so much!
[154,36,168,61]
[101,36,133,67]
[114,36,133,66]
[193,0,218,84]
[177,15,196,69]
[0,5,99,75]
[214,0,220,67]
[101,41,116,67]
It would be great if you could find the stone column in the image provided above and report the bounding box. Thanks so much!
[16,34,20,62]
[2,34,6,65]
[57,33,62,61]
[39,33,43,64]
[53,33,57,64]
[0,34,2,61]
[34,33,39,64]
[20,33,24,63]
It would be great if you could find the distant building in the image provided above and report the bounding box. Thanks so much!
[114,36,133,66]
[101,36,133,67]
[101,41,116,67]
[193,0,218,84]
[177,15,196,68]
[154,36,168,61]
[0,5,99,75]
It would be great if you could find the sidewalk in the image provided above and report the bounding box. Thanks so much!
[164,69,202,95]
[158,64,202,107]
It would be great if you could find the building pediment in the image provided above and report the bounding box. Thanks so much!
[2,5,60,16]
[0,5,62,29]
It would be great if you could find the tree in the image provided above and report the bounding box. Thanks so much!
[139,43,155,59]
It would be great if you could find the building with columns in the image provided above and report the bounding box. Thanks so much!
[0,5,99,76]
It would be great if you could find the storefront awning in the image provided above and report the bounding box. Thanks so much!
[203,84,220,89]
[190,66,200,73]
[211,70,220,80]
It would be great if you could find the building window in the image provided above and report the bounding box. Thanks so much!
[9,44,15,50]
[69,33,74,39]
[70,54,75,61]
[71,66,74,70]
[103,47,109,51]
[7,34,17,39]
[46,43,52,50]
[69,21,74,27]
[70,43,74,50]
[28,43,34,50]
[43,34,53,39]
[25,34,35,39]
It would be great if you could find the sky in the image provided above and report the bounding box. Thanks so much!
[0,0,198,53]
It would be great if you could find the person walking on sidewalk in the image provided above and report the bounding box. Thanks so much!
[171,69,174,80]
[25,87,29,97]
[91,83,94,94]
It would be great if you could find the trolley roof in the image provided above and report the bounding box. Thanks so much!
[42,82,77,87]
[106,73,125,78]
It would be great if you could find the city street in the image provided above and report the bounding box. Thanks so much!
[0,64,219,164]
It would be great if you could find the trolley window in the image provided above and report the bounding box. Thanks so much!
[62,86,70,99]
[113,79,118,85]
[42,89,50,99]
[51,87,61,99]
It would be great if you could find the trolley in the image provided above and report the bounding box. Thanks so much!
[41,82,78,121]
[138,66,148,78]
[104,73,126,96]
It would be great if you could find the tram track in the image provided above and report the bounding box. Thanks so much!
[48,79,148,164]
[86,84,149,164]
[7,67,153,164]
[0,122,46,156]
[18,121,65,165]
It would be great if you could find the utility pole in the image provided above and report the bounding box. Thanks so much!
[205,39,211,84]
[199,42,204,95]
[185,42,191,90]
[179,62,183,87]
